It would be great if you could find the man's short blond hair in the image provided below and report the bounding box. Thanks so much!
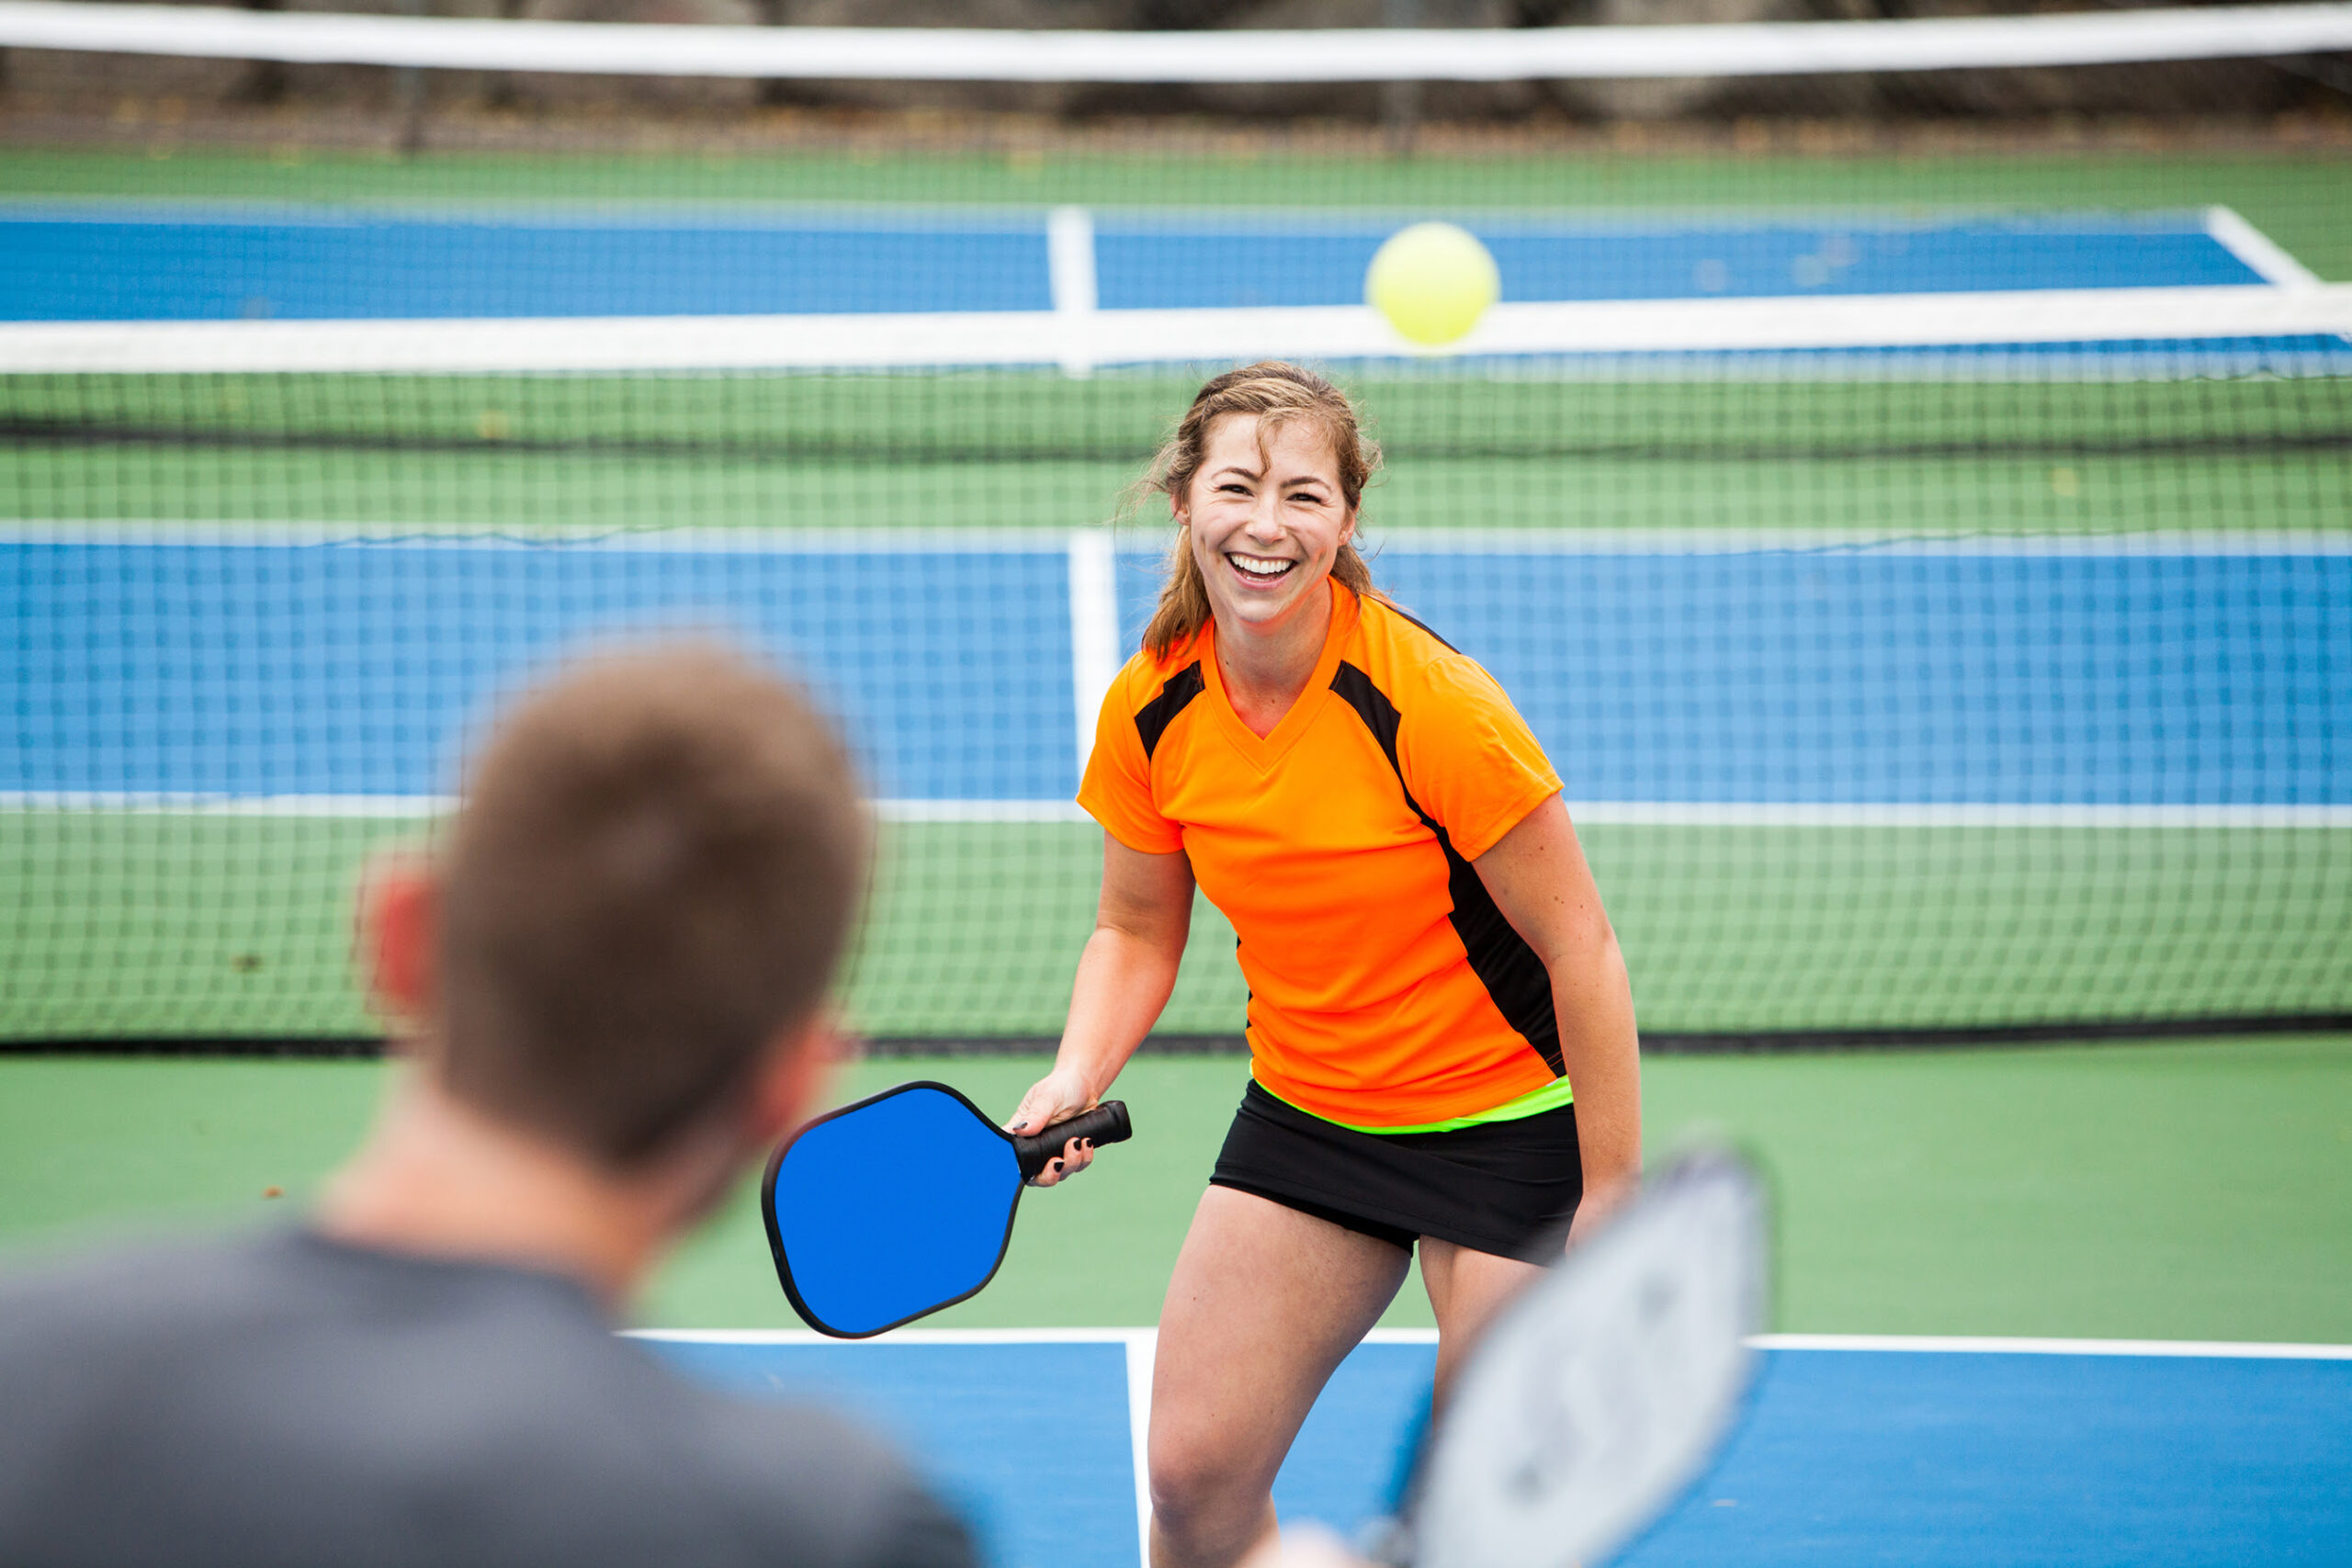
[436,644,865,1167]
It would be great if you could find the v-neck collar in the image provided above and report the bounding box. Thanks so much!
[1198,581,1359,773]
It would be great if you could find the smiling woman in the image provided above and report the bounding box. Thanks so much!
[1130,365,1387,679]
[1001,362,1645,1568]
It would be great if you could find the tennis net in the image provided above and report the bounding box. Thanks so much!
[4,4,2349,1050]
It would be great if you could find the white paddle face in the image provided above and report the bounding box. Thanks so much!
[1408,1153,1768,1568]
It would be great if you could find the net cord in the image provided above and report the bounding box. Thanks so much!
[2,0,2348,82]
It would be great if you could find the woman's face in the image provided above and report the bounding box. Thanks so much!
[1179,413,1356,641]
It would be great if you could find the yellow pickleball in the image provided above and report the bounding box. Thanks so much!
[1365,222,1500,347]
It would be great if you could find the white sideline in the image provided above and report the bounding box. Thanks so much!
[632,1326,2344,1566]
[2205,207,2326,292]
[6,794,2350,828]
[8,522,2352,556]
[630,1326,2352,1359]
[1756,1334,2352,1359]
[8,284,2352,375]
[1124,1332,1155,1568]
[1066,529,1122,779]
[4,1,2351,82]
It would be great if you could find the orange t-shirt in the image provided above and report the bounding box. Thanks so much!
[1078,581,1566,1128]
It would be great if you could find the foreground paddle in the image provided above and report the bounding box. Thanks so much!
[1363,1148,1770,1568]
[762,1080,1132,1338]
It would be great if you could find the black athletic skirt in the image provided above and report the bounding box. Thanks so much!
[1209,1079,1582,1265]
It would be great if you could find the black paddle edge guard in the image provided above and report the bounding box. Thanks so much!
[9,1014,2352,1058]
[761,1078,1117,1338]
[761,1079,1012,1339]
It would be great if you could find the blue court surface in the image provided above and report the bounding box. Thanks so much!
[0,207,2280,321]
[641,1333,2352,1568]
[6,536,2348,807]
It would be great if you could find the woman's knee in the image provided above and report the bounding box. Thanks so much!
[1148,1423,1265,1528]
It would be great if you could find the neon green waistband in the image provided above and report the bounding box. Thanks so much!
[1261,1070,1574,1135]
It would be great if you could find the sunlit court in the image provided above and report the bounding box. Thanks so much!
[3,2,2350,1563]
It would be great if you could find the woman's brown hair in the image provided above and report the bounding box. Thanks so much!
[1136,361,1385,659]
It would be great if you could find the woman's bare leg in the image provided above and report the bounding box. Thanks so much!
[1148,1187,1411,1568]
[1419,1238,1547,1399]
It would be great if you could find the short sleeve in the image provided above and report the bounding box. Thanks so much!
[1396,655,1563,863]
[1077,662,1186,854]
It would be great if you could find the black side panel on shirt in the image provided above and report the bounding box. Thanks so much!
[1381,602,1461,654]
[1329,660,1566,1077]
[1134,661,1204,761]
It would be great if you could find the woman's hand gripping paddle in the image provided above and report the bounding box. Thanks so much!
[761,1081,1132,1338]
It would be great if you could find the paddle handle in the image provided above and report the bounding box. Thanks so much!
[1014,1100,1132,1180]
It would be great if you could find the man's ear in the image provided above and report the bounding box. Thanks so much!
[359,852,439,1032]
[746,1013,846,1149]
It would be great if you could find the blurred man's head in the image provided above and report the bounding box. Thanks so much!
[354,644,866,1280]
[435,643,864,1166]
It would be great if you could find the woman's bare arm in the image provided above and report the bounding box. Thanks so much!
[1472,794,1642,1237]
[1012,832,1196,1184]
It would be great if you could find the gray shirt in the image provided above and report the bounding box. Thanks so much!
[0,1227,978,1568]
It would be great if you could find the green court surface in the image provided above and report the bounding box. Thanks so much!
[6,134,2347,1362]
[8,814,2348,1040]
[2,1041,2346,1343]
[3,146,2345,280]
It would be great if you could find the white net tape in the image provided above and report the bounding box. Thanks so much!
[2,0,2349,83]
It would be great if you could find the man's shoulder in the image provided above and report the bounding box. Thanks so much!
[0,1225,304,1342]
[0,1230,975,1568]
[650,1371,978,1568]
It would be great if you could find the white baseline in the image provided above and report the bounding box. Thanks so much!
[5,795,2347,829]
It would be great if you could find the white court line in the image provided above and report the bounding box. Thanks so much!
[0,193,2267,233]
[1562,803,2352,829]
[638,1324,2344,1566]
[0,521,1086,551]
[1756,1334,2352,1359]
[639,1325,1170,1557]
[1124,1332,1156,1568]
[0,195,1070,229]
[2204,206,2324,291]
[6,1,2351,82]
[628,1325,1157,1344]
[1364,529,2352,558]
[630,1326,2352,1359]
[0,793,1090,822]
[1066,528,1122,778]
[0,793,460,818]
[879,799,1093,825]
[10,522,2352,557]
[6,795,2348,828]
[1046,206,1099,380]
[9,284,2350,374]
[0,522,1087,552]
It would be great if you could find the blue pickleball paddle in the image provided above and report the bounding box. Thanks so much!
[761,1080,1132,1338]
